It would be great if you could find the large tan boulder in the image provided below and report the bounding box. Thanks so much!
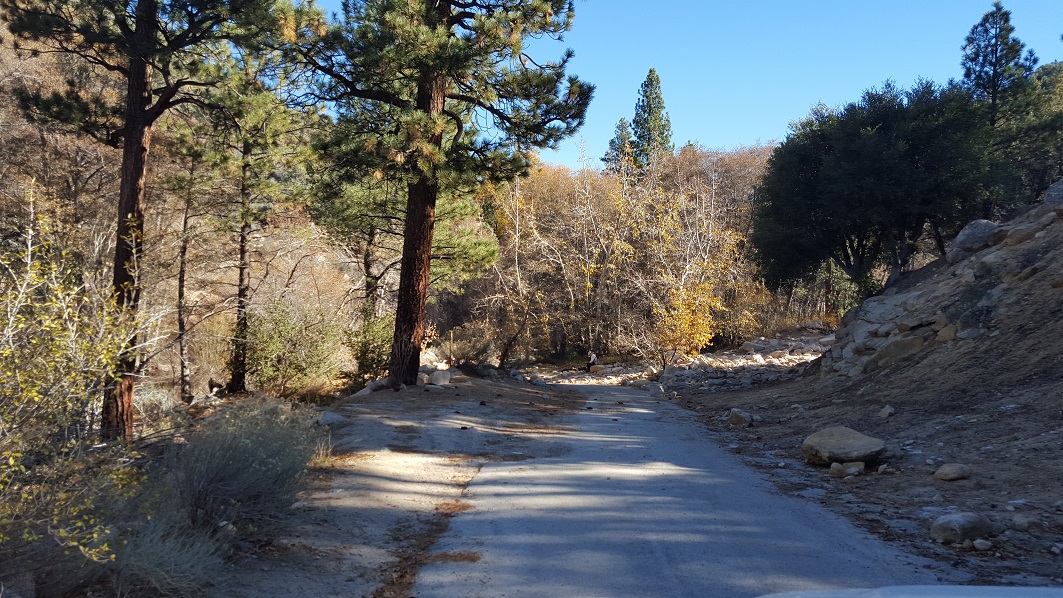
[930,512,994,544]
[800,426,885,466]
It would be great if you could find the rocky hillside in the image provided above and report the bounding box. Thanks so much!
[821,181,1063,394]
[684,181,1063,586]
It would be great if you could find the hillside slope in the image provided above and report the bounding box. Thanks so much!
[689,182,1063,585]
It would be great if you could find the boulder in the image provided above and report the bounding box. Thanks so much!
[933,463,972,481]
[801,426,886,465]
[1043,179,1063,206]
[429,370,452,386]
[878,405,896,419]
[590,365,606,373]
[864,335,926,372]
[353,378,390,397]
[727,408,752,427]
[951,219,1004,253]
[417,372,431,386]
[930,512,994,544]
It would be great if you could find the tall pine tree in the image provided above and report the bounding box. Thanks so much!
[961,1,1038,128]
[1,0,276,438]
[631,68,673,169]
[287,0,592,386]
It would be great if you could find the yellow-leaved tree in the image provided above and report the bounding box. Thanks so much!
[0,189,137,569]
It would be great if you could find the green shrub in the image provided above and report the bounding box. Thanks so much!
[245,299,344,396]
[344,313,394,383]
[0,194,136,568]
[166,399,318,529]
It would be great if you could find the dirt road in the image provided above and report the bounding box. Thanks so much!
[210,376,973,597]
[412,383,958,597]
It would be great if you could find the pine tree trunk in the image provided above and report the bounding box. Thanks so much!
[389,69,446,387]
[389,175,438,386]
[227,140,253,394]
[177,192,193,404]
[101,0,156,439]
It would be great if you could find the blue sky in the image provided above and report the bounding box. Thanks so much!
[311,1,1063,168]
[533,0,1063,169]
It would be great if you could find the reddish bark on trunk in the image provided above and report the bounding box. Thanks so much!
[101,0,156,439]
[389,63,447,387]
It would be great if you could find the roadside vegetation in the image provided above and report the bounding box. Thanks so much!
[0,0,1060,594]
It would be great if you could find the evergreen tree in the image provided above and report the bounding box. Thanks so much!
[631,68,673,168]
[752,82,991,293]
[601,117,634,175]
[0,0,276,438]
[287,0,592,386]
[961,1,1038,128]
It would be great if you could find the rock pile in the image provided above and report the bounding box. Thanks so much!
[638,334,830,393]
[821,185,1063,378]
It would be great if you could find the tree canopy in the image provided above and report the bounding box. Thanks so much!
[286,0,593,385]
[1,0,278,437]
[752,81,990,292]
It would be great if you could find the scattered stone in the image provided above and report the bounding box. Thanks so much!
[973,539,993,551]
[801,426,886,466]
[934,463,972,481]
[590,365,606,373]
[417,372,431,386]
[751,354,766,365]
[316,411,345,426]
[1002,225,1040,246]
[878,405,896,419]
[532,378,548,387]
[727,408,752,427]
[1011,514,1045,532]
[930,512,994,544]
[956,328,986,341]
[423,384,446,391]
[936,325,958,342]
[830,461,865,477]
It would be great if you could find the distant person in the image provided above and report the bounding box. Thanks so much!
[585,351,597,372]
